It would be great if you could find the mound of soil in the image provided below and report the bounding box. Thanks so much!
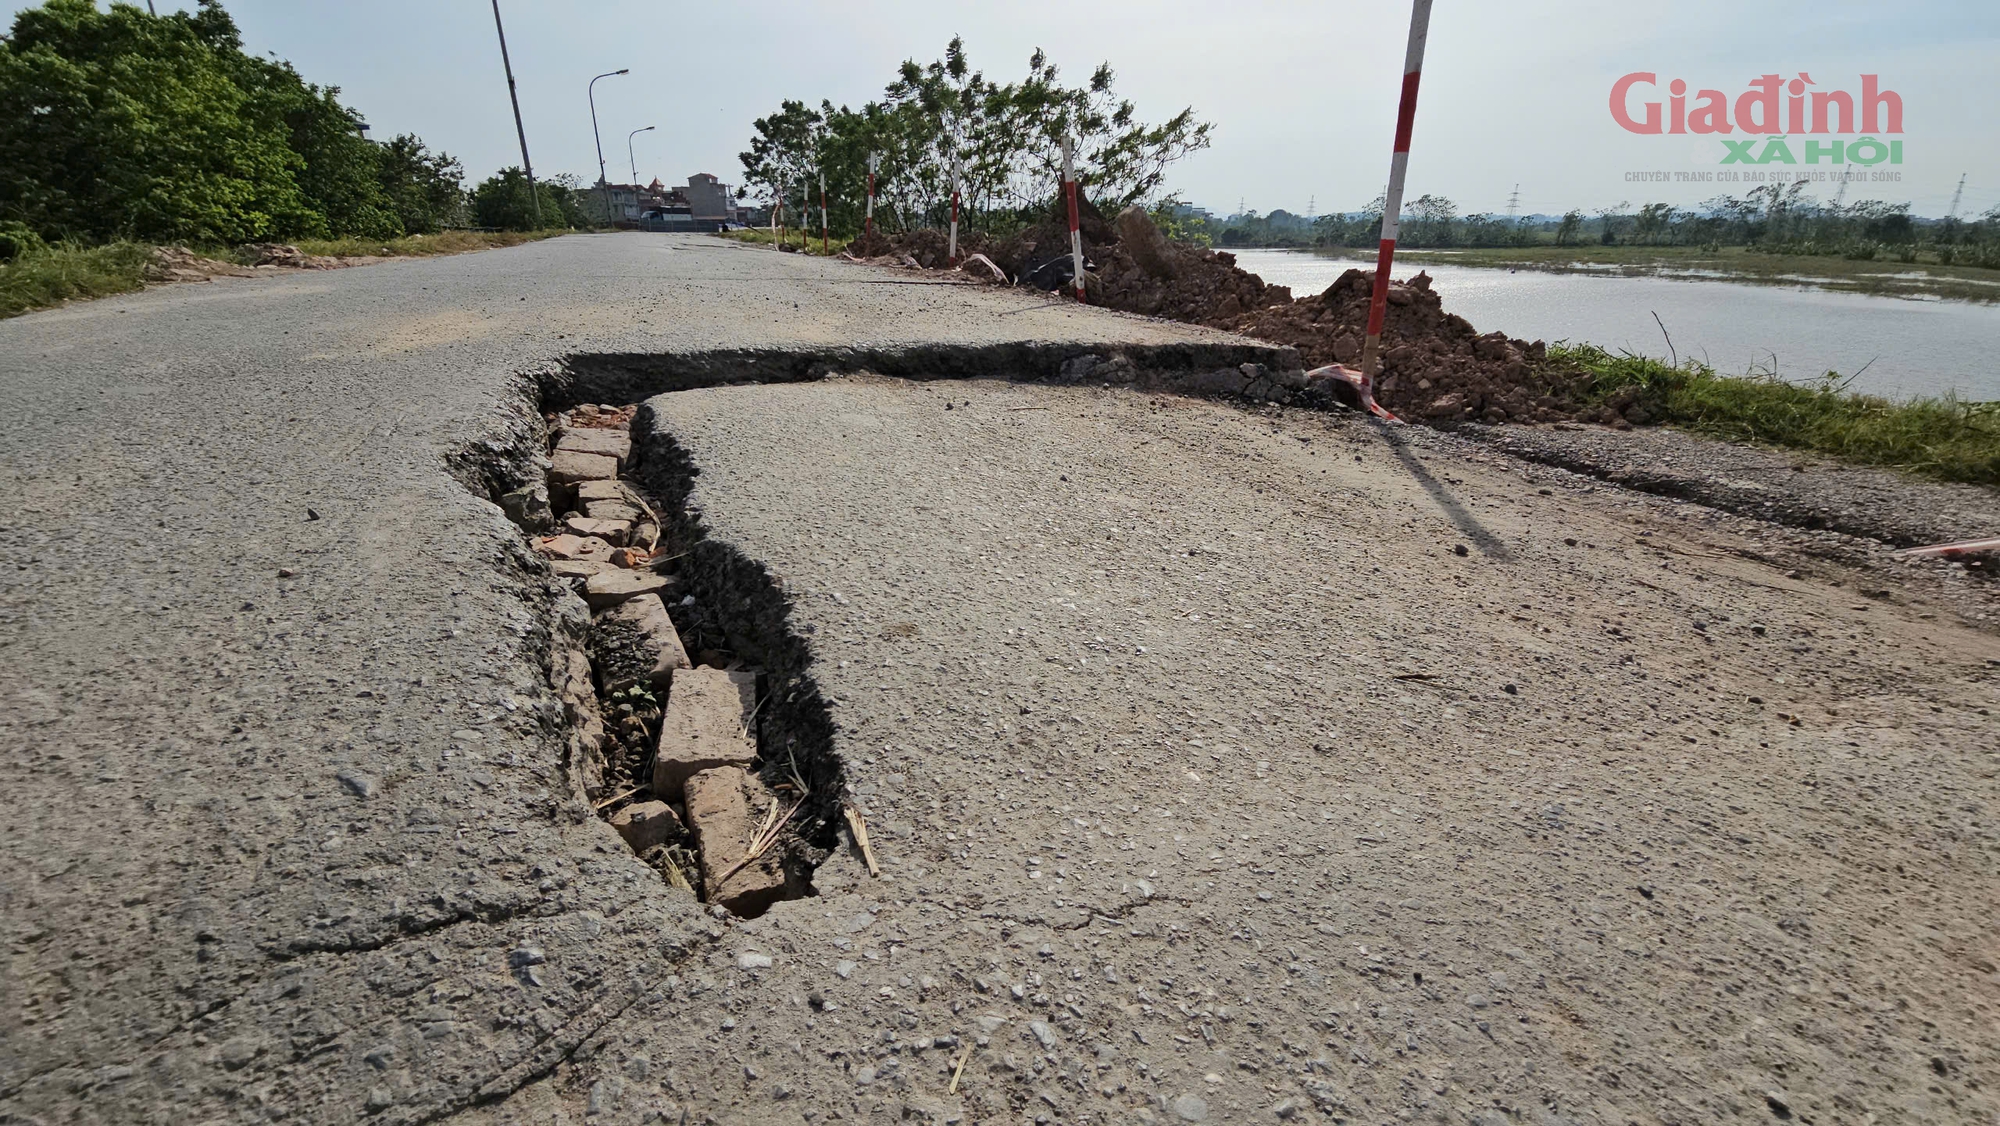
[848,226,991,269]
[1225,268,1590,425]
[850,197,1625,425]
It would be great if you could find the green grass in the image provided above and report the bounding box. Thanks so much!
[1548,342,2000,486]
[1,230,564,319]
[245,228,562,261]
[715,227,849,256]
[0,240,151,318]
[1311,244,2000,303]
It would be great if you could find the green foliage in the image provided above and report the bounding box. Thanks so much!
[471,168,585,232]
[739,38,1212,235]
[0,0,463,244]
[0,239,149,317]
[374,134,466,234]
[0,220,47,262]
[1550,343,2000,486]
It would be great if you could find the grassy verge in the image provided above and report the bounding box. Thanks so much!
[1310,244,2000,303]
[0,241,151,318]
[1549,342,2000,486]
[1,229,565,319]
[250,228,562,261]
[716,227,849,256]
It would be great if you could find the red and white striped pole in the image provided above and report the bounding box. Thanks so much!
[947,158,961,266]
[1061,137,1085,304]
[865,152,879,237]
[1357,0,1433,421]
[819,171,829,254]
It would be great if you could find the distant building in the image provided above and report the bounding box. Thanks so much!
[634,174,748,232]
[588,183,646,226]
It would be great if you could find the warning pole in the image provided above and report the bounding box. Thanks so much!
[865,153,879,237]
[947,158,961,266]
[773,176,783,245]
[1357,0,1433,420]
[819,171,829,254]
[1061,138,1085,304]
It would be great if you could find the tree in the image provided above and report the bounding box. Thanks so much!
[1554,210,1583,246]
[0,0,313,243]
[375,134,464,234]
[739,100,828,222]
[0,0,465,244]
[1404,193,1458,247]
[471,168,581,231]
[738,38,1214,236]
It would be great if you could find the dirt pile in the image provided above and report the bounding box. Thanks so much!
[852,201,1627,425]
[981,197,1293,325]
[848,226,990,268]
[1225,267,1590,424]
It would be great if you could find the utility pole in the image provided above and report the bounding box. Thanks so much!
[489,0,541,227]
[1946,173,1968,220]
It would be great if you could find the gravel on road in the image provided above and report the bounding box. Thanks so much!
[1,233,1995,1125]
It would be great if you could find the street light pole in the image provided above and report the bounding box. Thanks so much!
[489,0,541,227]
[588,68,629,226]
[627,125,655,187]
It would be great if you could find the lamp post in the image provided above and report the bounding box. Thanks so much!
[489,0,540,227]
[588,68,629,226]
[627,125,655,187]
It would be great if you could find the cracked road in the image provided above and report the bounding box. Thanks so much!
[2,234,1997,1125]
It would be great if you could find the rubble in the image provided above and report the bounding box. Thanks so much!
[651,667,760,793]
[549,449,618,485]
[592,593,692,692]
[683,765,791,917]
[582,568,674,609]
[607,800,684,852]
[555,426,631,463]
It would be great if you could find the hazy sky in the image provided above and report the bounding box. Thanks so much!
[22,1,2000,218]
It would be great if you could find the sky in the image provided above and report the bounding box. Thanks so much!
[23,1,2000,219]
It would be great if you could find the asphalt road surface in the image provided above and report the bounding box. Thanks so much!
[2,235,1995,1126]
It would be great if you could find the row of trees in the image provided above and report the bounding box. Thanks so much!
[0,0,579,250]
[1191,186,2000,267]
[739,37,1212,237]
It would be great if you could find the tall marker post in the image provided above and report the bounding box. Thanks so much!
[1060,138,1085,304]
[947,157,961,266]
[1356,0,1434,421]
[864,153,879,237]
[819,172,829,255]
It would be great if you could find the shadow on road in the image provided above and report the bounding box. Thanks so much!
[1373,424,1513,561]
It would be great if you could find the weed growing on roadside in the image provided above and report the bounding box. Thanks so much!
[1549,342,2000,486]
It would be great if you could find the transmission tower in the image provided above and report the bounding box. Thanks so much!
[1306,195,1315,219]
[1946,173,1968,219]
[1506,184,1521,222]
[1831,168,1852,210]
[1238,195,1246,217]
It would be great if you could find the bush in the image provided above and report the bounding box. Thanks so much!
[0,220,45,262]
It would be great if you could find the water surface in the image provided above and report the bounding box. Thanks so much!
[1229,248,2000,402]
